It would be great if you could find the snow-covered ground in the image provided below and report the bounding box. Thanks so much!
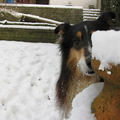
[0,40,104,120]
[0,41,60,120]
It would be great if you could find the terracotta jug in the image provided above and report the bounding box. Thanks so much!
[91,58,120,120]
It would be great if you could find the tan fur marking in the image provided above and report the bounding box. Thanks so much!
[55,31,64,44]
[76,31,82,38]
[91,31,95,35]
[65,47,100,117]
[67,48,84,72]
[58,31,64,35]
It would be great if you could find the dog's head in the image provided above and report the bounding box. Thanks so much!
[55,12,116,76]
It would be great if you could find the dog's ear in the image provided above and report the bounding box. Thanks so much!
[54,22,71,35]
[97,12,116,27]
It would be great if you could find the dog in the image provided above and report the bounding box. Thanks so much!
[54,12,116,118]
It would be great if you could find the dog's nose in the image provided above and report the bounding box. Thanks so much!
[86,57,92,69]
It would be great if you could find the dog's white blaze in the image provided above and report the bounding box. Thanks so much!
[77,57,95,76]
[88,43,92,53]
[76,25,94,76]
[84,25,92,53]
[77,57,89,75]
[84,25,88,34]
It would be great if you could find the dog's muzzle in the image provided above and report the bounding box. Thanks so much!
[86,57,95,75]
[77,57,95,76]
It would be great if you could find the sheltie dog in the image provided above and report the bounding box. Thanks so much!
[54,12,116,118]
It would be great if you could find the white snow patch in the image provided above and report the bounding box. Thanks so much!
[0,21,57,27]
[0,4,83,9]
[70,83,104,120]
[0,24,55,30]
[22,13,62,25]
[0,8,62,25]
[0,8,22,18]
[107,71,111,75]
[92,30,120,70]
[0,41,61,120]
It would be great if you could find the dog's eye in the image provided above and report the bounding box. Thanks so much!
[75,39,80,44]
[74,37,82,45]
[73,37,82,49]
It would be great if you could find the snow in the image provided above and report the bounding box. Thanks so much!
[83,16,98,19]
[22,13,62,25]
[0,41,61,120]
[0,24,55,30]
[0,21,57,27]
[0,40,104,120]
[83,9,100,11]
[0,4,83,9]
[92,30,120,71]
[70,83,104,120]
[0,8,62,25]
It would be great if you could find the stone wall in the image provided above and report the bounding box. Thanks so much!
[0,4,83,24]
[0,4,83,43]
[0,26,58,43]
